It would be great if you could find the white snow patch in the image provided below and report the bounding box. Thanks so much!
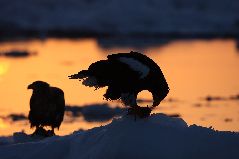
[0,113,239,159]
[119,57,150,78]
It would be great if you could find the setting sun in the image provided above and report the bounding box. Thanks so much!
[0,119,7,129]
[0,61,9,76]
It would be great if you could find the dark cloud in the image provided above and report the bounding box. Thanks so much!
[204,96,226,101]
[0,50,37,58]
[167,114,181,118]
[137,98,178,105]
[66,103,126,122]
[224,118,233,122]
[2,104,125,124]
[65,105,82,117]
[202,94,239,102]
[229,94,239,100]
[2,114,28,122]
[97,37,171,49]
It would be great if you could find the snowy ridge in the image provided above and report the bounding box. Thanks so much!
[0,0,239,36]
[0,113,239,159]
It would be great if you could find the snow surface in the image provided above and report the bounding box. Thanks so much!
[0,0,239,36]
[0,113,239,159]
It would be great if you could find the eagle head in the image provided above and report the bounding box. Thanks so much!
[27,81,50,91]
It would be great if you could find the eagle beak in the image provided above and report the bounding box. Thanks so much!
[27,84,33,89]
[68,70,89,79]
[151,88,169,107]
[152,94,161,107]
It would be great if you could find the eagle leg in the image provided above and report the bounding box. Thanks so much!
[31,126,48,137]
[46,127,55,137]
[128,106,152,119]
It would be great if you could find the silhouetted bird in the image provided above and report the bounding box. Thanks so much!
[69,51,169,118]
[27,81,65,136]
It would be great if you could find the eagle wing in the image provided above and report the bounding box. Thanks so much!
[49,87,65,129]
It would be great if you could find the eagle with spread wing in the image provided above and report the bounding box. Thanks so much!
[69,51,169,118]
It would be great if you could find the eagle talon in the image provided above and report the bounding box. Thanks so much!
[47,130,55,137]
[31,127,56,137]
[31,127,48,137]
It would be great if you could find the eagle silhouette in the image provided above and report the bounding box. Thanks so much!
[27,81,65,136]
[69,51,169,118]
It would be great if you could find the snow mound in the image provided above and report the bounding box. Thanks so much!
[0,113,239,159]
[0,136,13,146]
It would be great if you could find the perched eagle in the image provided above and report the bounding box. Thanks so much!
[27,81,65,136]
[69,51,169,118]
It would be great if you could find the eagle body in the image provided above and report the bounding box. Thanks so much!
[69,51,169,118]
[28,81,65,135]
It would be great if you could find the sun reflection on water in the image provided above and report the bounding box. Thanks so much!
[0,61,9,78]
[0,38,238,136]
[0,119,8,129]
